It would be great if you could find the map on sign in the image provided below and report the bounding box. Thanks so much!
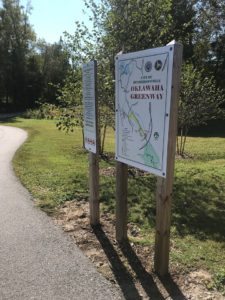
[82,61,97,154]
[115,46,174,177]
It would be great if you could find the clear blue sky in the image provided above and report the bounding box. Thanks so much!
[20,0,91,43]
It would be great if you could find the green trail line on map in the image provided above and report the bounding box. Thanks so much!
[128,111,146,139]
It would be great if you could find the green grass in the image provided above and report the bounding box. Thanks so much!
[3,118,89,213]
[2,117,225,293]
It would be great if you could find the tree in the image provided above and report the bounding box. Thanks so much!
[193,0,225,87]
[56,0,173,146]
[0,0,71,111]
[0,0,35,111]
[177,64,225,156]
[55,22,95,147]
[56,68,83,136]
[25,53,43,107]
[36,39,71,104]
[170,0,196,60]
[106,0,173,50]
[56,19,115,152]
[56,0,225,156]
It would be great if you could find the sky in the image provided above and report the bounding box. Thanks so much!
[20,0,91,43]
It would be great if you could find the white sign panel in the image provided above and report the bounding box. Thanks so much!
[115,45,174,177]
[82,61,97,153]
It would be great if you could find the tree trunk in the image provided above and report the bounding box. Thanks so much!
[101,123,107,155]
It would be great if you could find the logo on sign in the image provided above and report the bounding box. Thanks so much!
[155,60,163,71]
[145,61,152,72]
[154,132,160,140]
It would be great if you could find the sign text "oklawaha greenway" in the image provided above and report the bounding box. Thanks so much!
[115,46,174,177]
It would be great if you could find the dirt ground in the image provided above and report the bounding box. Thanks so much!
[54,200,224,300]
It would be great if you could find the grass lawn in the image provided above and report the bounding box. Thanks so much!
[2,117,225,293]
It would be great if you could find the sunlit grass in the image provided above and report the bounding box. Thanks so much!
[2,117,225,292]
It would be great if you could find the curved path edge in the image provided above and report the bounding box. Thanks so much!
[0,125,122,300]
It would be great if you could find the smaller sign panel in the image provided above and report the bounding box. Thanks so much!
[115,45,174,177]
[82,61,97,153]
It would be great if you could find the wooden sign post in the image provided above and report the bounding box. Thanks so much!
[89,150,99,226]
[115,42,183,274]
[82,60,100,226]
[154,42,183,276]
[115,51,128,243]
[116,161,128,242]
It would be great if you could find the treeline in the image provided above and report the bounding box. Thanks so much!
[0,0,70,112]
[1,0,225,150]
[56,0,225,155]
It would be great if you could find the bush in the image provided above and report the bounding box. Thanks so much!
[23,103,60,119]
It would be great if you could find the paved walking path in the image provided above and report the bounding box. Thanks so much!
[0,125,122,300]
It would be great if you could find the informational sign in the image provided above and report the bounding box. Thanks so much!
[115,45,174,177]
[82,61,97,153]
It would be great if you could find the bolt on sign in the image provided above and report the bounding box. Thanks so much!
[115,45,174,177]
[82,60,97,153]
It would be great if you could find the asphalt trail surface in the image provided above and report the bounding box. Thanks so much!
[0,125,122,300]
